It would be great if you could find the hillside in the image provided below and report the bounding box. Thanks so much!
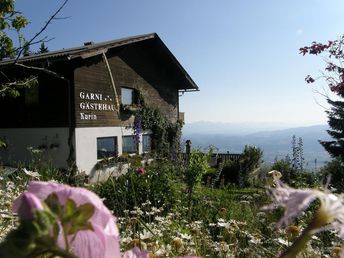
[182,123,331,168]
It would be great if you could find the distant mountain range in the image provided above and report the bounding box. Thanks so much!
[182,123,332,168]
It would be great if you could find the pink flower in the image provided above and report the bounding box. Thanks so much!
[173,256,202,258]
[13,192,44,220]
[262,172,344,257]
[262,173,344,229]
[20,181,120,258]
[123,247,149,258]
[137,167,145,175]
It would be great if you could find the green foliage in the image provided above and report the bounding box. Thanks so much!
[319,158,344,192]
[0,189,95,258]
[321,99,344,163]
[271,159,296,185]
[0,137,7,148]
[140,106,183,158]
[0,209,60,258]
[185,148,213,191]
[0,0,28,59]
[239,145,263,187]
[188,186,266,224]
[184,148,213,219]
[38,42,49,54]
[217,159,241,186]
[92,161,181,217]
[271,158,319,188]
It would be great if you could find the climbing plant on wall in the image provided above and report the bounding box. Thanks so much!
[140,106,183,158]
[124,90,183,157]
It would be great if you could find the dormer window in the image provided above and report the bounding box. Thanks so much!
[121,87,135,105]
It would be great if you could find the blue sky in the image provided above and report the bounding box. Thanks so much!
[14,0,344,125]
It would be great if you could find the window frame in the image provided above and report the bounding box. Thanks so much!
[121,87,136,106]
[142,134,152,153]
[96,136,118,160]
[122,135,138,154]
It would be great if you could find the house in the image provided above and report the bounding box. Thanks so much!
[0,33,198,180]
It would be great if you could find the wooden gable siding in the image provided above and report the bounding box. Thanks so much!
[117,43,179,123]
[74,55,119,127]
[0,68,70,128]
[74,50,179,127]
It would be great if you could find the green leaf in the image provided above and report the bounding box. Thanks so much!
[65,203,95,235]
[52,223,60,242]
[11,15,29,31]
[74,203,95,223]
[45,193,61,216]
[67,221,94,235]
[62,198,77,222]
[60,200,95,235]
[33,210,56,236]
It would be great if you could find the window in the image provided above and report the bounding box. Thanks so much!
[142,134,152,152]
[122,135,137,153]
[121,87,135,105]
[97,137,117,159]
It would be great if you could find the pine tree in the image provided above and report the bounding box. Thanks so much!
[38,42,49,54]
[298,137,305,171]
[301,38,344,164]
[291,135,298,169]
[320,99,344,163]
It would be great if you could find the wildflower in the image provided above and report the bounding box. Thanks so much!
[217,218,230,229]
[13,192,44,220]
[137,167,145,175]
[129,238,144,249]
[140,230,153,240]
[263,176,344,229]
[19,181,120,258]
[276,238,288,246]
[263,172,344,257]
[22,168,40,178]
[332,246,342,258]
[219,207,227,213]
[285,225,300,241]
[124,246,149,258]
[172,237,183,250]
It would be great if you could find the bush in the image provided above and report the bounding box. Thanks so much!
[271,159,297,185]
[319,158,344,192]
[271,159,319,188]
[219,159,241,186]
[92,161,181,217]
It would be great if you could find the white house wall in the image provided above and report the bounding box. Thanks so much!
[0,128,70,168]
[74,127,148,180]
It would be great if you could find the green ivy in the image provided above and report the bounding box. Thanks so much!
[140,106,183,158]
[121,89,183,158]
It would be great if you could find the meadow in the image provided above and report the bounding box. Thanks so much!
[0,149,341,257]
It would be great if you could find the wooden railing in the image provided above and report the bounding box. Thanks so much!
[181,152,242,166]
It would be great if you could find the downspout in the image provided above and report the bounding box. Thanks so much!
[102,52,120,114]
[66,76,76,172]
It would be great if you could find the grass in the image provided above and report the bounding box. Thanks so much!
[0,160,339,257]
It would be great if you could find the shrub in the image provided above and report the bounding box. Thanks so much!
[92,161,181,217]
[218,159,241,186]
[271,159,319,188]
[271,159,297,185]
[239,145,263,186]
[319,158,344,192]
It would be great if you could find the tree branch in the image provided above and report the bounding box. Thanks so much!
[15,63,66,80]
[15,0,69,61]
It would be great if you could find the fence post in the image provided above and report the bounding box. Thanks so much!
[185,140,192,155]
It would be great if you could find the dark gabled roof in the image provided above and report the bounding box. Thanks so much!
[0,33,199,91]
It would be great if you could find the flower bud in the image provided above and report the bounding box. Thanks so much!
[13,192,44,220]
